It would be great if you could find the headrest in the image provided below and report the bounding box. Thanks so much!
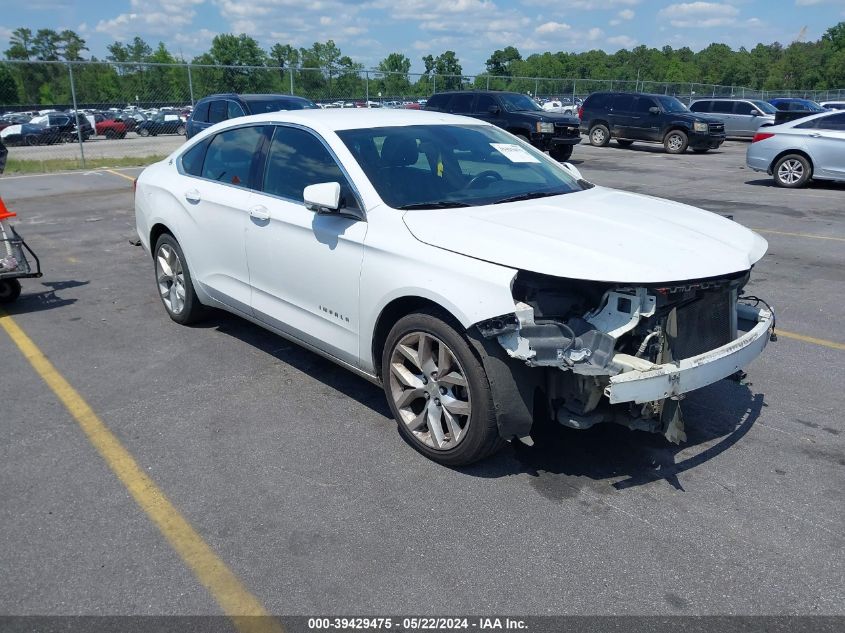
[380,135,419,167]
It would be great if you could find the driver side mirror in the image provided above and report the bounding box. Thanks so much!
[488,105,500,115]
[648,106,660,115]
[751,110,759,117]
[304,182,341,214]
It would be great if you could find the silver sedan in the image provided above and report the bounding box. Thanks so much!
[747,110,845,187]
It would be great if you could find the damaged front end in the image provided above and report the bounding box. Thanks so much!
[475,270,775,444]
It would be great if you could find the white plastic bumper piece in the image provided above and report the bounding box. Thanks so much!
[604,304,773,405]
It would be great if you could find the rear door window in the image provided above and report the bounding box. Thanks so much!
[200,125,265,187]
[815,113,845,131]
[612,94,636,112]
[449,94,475,114]
[208,100,227,124]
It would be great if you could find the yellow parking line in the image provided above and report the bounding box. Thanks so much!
[776,329,845,351]
[753,229,845,242]
[0,311,283,633]
[105,169,137,183]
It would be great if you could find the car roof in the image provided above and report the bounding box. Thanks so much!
[192,108,489,134]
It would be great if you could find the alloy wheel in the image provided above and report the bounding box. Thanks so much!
[668,135,683,152]
[777,159,804,185]
[388,332,472,450]
[155,243,186,315]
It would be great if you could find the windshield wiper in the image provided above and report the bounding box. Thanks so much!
[396,201,472,210]
[492,191,563,205]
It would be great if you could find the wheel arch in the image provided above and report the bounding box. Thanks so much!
[662,125,688,141]
[371,295,465,379]
[769,149,813,175]
[149,223,174,258]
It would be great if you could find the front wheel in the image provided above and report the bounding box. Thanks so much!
[176,125,186,136]
[382,310,504,466]
[664,130,688,154]
[153,234,206,325]
[138,128,150,137]
[0,279,22,303]
[589,124,610,147]
[773,154,811,188]
[549,145,573,161]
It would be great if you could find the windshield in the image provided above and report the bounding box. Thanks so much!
[657,96,688,113]
[752,100,777,114]
[337,124,585,209]
[499,93,544,112]
[248,98,319,113]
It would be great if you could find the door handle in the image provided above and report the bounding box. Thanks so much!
[809,132,822,138]
[249,205,271,221]
[184,189,201,203]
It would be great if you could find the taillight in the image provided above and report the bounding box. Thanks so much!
[578,106,584,119]
[752,132,775,143]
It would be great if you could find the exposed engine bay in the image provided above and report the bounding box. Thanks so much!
[475,270,775,444]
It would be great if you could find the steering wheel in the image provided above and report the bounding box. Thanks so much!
[466,170,503,190]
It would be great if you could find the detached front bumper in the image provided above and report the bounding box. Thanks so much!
[605,303,773,404]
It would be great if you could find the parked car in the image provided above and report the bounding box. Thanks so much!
[819,101,845,111]
[542,98,576,115]
[0,123,57,146]
[135,109,774,466]
[746,109,845,188]
[768,98,827,125]
[425,90,581,161]
[94,114,128,139]
[30,113,93,143]
[689,98,777,138]
[186,93,319,139]
[137,113,186,137]
[580,92,725,153]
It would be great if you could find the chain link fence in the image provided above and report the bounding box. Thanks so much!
[2,60,844,168]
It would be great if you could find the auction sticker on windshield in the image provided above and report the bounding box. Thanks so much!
[489,143,540,163]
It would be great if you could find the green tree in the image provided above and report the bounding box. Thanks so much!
[377,52,412,97]
[5,28,33,60]
[485,46,522,76]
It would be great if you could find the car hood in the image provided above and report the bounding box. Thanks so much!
[402,187,768,283]
[517,110,580,124]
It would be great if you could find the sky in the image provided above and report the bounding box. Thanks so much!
[1,0,844,74]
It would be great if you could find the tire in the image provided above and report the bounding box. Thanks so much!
[589,124,610,147]
[549,144,573,161]
[381,309,504,466]
[0,279,22,303]
[616,139,634,148]
[153,234,206,325]
[138,127,150,137]
[119,132,126,139]
[176,125,186,136]
[773,154,812,188]
[104,130,116,139]
[692,148,709,154]
[664,130,689,154]
[24,134,39,146]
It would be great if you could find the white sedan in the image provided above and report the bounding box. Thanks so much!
[135,109,774,465]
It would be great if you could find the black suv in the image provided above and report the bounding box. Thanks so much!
[186,93,319,139]
[424,90,581,161]
[579,92,725,154]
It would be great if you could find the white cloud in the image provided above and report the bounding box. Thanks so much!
[607,35,637,48]
[535,21,572,35]
[658,2,740,28]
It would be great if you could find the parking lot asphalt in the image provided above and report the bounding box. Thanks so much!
[0,140,842,618]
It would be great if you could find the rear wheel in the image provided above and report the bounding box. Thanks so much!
[104,129,116,139]
[176,124,186,136]
[616,139,634,148]
[153,234,206,325]
[589,124,610,147]
[549,144,573,161]
[382,310,504,466]
[664,130,689,154]
[24,134,39,146]
[0,279,22,303]
[773,154,811,188]
[138,127,150,137]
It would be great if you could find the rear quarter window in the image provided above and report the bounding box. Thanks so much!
[425,94,450,111]
[584,93,609,110]
[192,101,210,123]
[181,139,209,176]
